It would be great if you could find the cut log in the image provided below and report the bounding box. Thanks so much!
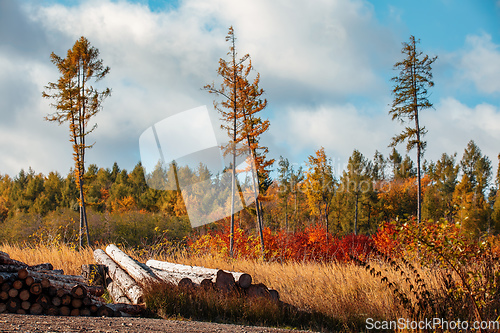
[21,301,31,311]
[36,294,51,309]
[106,303,144,315]
[89,304,99,314]
[24,276,34,287]
[29,263,54,271]
[0,302,6,314]
[0,272,15,283]
[29,302,44,315]
[19,289,30,301]
[12,279,23,290]
[105,244,158,284]
[17,268,29,280]
[56,288,67,298]
[46,306,60,316]
[216,270,236,292]
[146,259,252,288]
[0,255,27,267]
[178,277,195,289]
[41,278,51,289]
[28,271,85,285]
[82,296,92,306]
[16,309,26,315]
[0,291,8,301]
[46,285,57,296]
[96,304,115,317]
[269,289,280,302]
[36,269,64,275]
[0,265,26,273]
[61,293,72,306]
[149,267,204,285]
[60,306,71,316]
[107,281,131,304]
[51,296,61,307]
[70,308,80,316]
[71,298,83,309]
[37,276,103,297]
[29,282,42,296]
[1,282,10,291]
[200,278,214,290]
[80,307,91,316]
[8,288,18,298]
[247,283,271,299]
[94,249,144,304]
[71,284,87,299]
[6,298,20,313]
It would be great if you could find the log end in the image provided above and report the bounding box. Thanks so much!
[215,270,235,293]
[237,273,252,289]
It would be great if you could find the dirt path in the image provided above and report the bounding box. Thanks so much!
[0,314,314,333]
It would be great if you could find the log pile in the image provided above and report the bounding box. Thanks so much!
[94,244,280,305]
[0,251,140,317]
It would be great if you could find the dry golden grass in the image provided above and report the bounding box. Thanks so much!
[0,243,96,275]
[0,242,444,324]
[150,252,407,322]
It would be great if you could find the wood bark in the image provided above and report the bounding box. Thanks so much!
[28,271,85,285]
[0,256,27,267]
[106,281,131,304]
[149,267,203,285]
[29,263,54,271]
[146,260,252,288]
[106,302,144,315]
[105,244,158,284]
[94,249,144,304]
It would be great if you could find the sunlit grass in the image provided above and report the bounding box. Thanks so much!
[0,243,95,275]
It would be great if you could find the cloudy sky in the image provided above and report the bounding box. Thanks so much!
[1,0,499,180]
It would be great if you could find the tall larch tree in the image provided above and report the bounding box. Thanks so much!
[204,27,272,257]
[389,35,437,223]
[43,36,111,248]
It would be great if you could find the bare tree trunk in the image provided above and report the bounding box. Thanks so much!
[230,147,236,257]
[256,200,264,257]
[354,192,359,235]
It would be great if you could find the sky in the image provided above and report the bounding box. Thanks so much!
[1,0,500,181]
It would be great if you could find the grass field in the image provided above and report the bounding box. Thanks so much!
[0,243,451,332]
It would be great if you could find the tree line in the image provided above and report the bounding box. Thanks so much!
[0,138,499,243]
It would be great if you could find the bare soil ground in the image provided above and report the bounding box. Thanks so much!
[0,314,314,333]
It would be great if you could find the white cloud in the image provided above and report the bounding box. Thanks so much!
[269,103,398,171]
[458,34,500,94]
[423,97,500,166]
